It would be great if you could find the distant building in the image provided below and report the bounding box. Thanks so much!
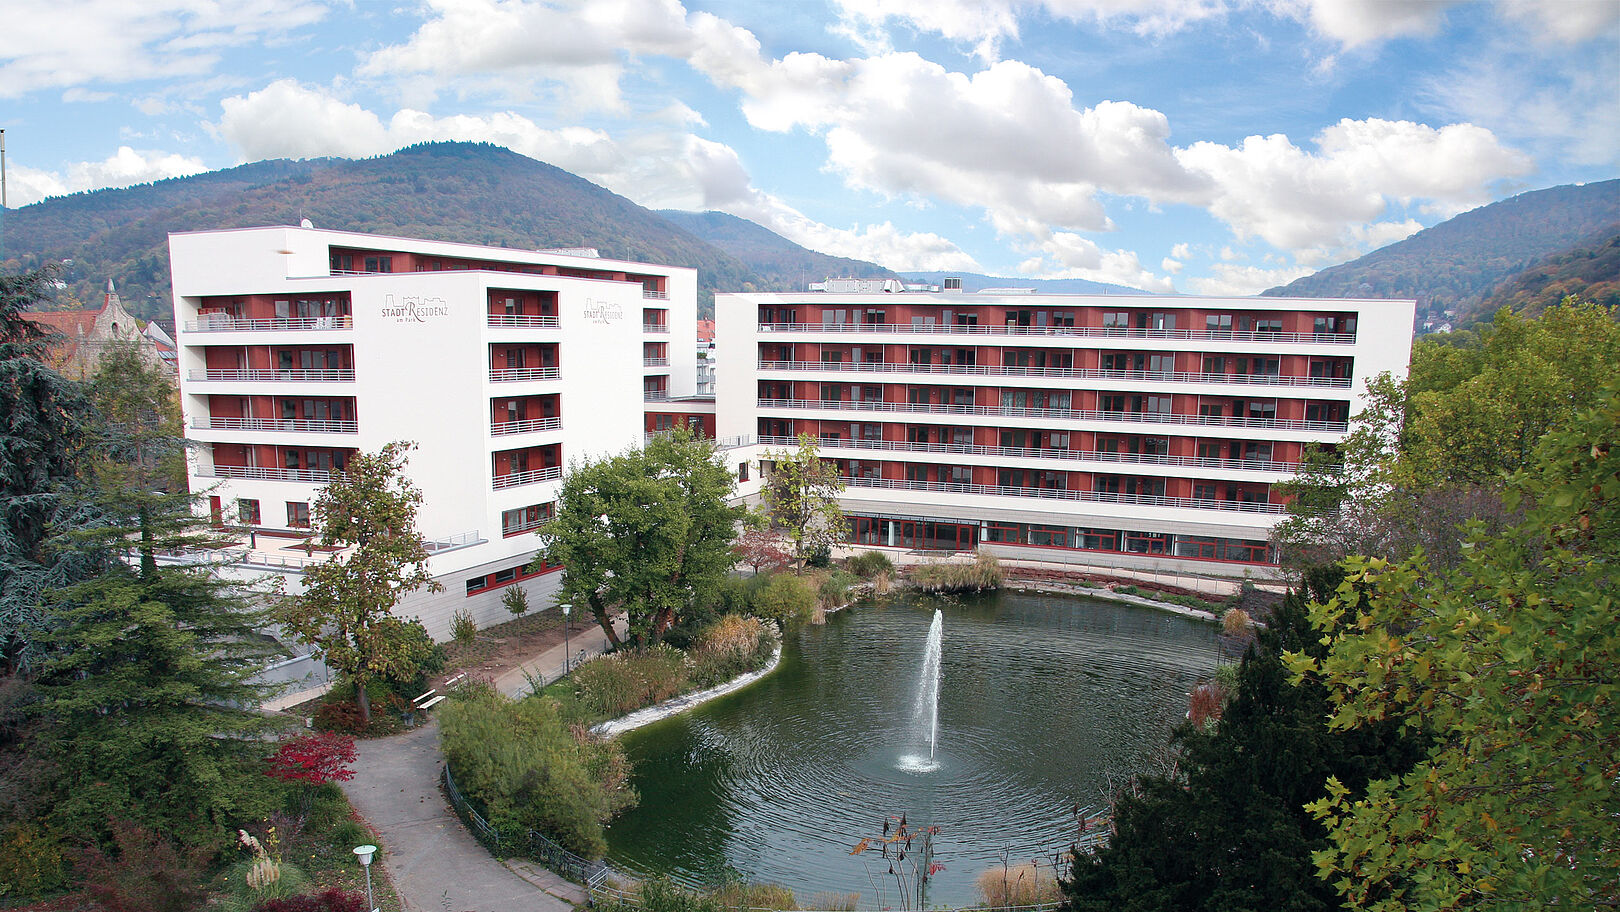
[22,281,171,379]
[696,318,716,395]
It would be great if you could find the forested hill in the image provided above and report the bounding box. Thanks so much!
[1,142,774,321]
[1265,179,1620,326]
[1473,226,1620,318]
[657,210,898,290]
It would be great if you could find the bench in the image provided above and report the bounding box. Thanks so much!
[418,694,447,711]
[412,689,438,708]
[443,672,467,689]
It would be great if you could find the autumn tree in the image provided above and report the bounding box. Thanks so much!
[760,434,845,569]
[276,442,441,725]
[537,429,742,649]
[1290,380,1620,910]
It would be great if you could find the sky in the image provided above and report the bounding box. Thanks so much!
[1,0,1617,294]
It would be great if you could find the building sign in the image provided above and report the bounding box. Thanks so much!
[582,298,624,325]
[381,294,451,324]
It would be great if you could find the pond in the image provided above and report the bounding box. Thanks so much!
[605,589,1221,907]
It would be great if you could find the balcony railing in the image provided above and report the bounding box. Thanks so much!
[756,435,1312,474]
[186,315,353,333]
[204,465,337,483]
[759,323,1356,344]
[643,357,671,367]
[644,391,671,401]
[487,314,561,328]
[489,367,561,382]
[189,369,355,383]
[492,466,563,489]
[756,360,1352,389]
[424,530,486,553]
[756,398,1350,433]
[840,475,1285,514]
[491,416,563,436]
[193,417,358,434]
[643,323,670,334]
[643,289,669,300]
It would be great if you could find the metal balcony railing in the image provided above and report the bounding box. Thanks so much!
[204,465,338,483]
[755,398,1349,433]
[840,475,1285,514]
[492,466,563,489]
[758,323,1356,344]
[755,436,1314,474]
[643,289,669,300]
[490,416,563,436]
[489,367,561,382]
[643,323,670,334]
[643,357,671,367]
[756,360,1353,389]
[643,391,671,401]
[193,417,358,434]
[185,315,352,332]
[486,314,561,328]
[189,369,355,382]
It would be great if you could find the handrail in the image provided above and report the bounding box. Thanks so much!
[205,465,337,483]
[486,314,560,328]
[840,475,1285,514]
[193,417,358,434]
[642,289,669,300]
[492,466,563,489]
[491,416,563,436]
[489,367,561,382]
[189,369,355,382]
[756,399,1349,433]
[443,764,612,886]
[643,323,670,333]
[643,357,671,367]
[186,315,352,332]
[757,360,1352,389]
[644,391,671,401]
[755,435,1315,474]
[758,323,1356,344]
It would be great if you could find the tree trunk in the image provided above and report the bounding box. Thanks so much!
[356,678,372,726]
[589,593,622,650]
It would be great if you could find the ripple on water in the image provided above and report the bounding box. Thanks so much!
[608,590,1219,905]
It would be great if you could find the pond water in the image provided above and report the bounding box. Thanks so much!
[605,590,1220,907]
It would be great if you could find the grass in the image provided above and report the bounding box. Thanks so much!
[910,553,1005,593]
[974,862,1063,907]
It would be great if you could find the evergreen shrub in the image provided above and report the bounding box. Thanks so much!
[845,551,894,579]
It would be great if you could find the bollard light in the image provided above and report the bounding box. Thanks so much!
[560,603,573,674]
[353,844,378,911]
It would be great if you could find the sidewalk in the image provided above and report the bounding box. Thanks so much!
[493,614,628,698]
[341,723,584,912]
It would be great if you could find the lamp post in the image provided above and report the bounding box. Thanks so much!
[353,844,377,911]
[560,603,572,674]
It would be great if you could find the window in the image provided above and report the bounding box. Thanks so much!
[821,384,846,402]
[237,499,260,525]
[286,502,310,528]
[466,577,487,595]
[493,567,517,585]
[502,503,553,537]
[738,462,750,482]
[330,253,353,272]
[1251,317,1283,333]
[1206,314,1233,331]
[1202,356,1227,374]
[945,465,973,484]
[363,255,393,273]
[1146,396,1173,415]
[821,350,845,363]
[1101,312,1129,329]
[1247,401,1278,420]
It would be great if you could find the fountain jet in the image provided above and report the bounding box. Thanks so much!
[911,610,944,762]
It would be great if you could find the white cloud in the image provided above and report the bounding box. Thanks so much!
[1286,0,1464,48]
[1496,0,1620,44]
[1161,257,1183,274]
[0,0,330,98]
[1021,231,1178,291]
[1187,261,1315,296]
[7,146,208,206]
[1170,242,1191,259]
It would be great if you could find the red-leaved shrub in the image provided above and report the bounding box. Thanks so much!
[252,888,368,912]
[266,732,358,785]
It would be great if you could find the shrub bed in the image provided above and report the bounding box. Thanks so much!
[910,553,1004,593]
[561,615,779,722]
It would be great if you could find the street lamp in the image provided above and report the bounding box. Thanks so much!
[353,844,377,911]
[560,603,572,674]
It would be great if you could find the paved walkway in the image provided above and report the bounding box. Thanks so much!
[342,723,584,912]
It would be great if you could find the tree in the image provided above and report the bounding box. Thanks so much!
[276,442,442,726]
[264,732,358,786]
[1061,568,1423,912]
[0,267,96,676]
[760,434,845,570]
[27,343,280,844]
[1290,380,1620,911]
[537,428,742,649]
[732,521,790,573]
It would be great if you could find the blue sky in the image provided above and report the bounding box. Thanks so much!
[2,0,1616,293]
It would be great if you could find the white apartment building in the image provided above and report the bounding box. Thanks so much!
[170,225,696,639]
[715,289,1413,577]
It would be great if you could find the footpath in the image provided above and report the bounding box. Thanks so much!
[340,616,626,912]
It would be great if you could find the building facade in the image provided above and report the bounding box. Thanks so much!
[715,289,1413,575]
[170,225,697,639]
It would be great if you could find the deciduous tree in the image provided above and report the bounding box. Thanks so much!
[537,429,742,649]
[760,434,845,570]
[276,442,442,725]
[1289,380,1620,911]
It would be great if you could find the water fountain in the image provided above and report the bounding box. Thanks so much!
[899,609,944,772]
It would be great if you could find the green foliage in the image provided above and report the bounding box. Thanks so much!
[501,584,529,616]
[1062,568,1425,912]
[0,267,96,674]
[1477,228,1620,318]
[450,607,478,644]
[0,821,69,896]
[539,428,743,649]
[751,573,817,627]
[1288,381,1620,911]
[438,683,636,858]
[911,553,1004,593]
[845,550,894,579]
[571,644,690,718]
[760,435,845,570]
[818,570,858,609]
[596,876,799,912]
[276,442,443,726]
[689,614,778,689]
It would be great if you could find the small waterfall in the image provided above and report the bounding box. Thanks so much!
[902,610,944,771]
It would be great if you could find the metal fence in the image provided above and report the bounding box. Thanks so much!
[441,763,612,889]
